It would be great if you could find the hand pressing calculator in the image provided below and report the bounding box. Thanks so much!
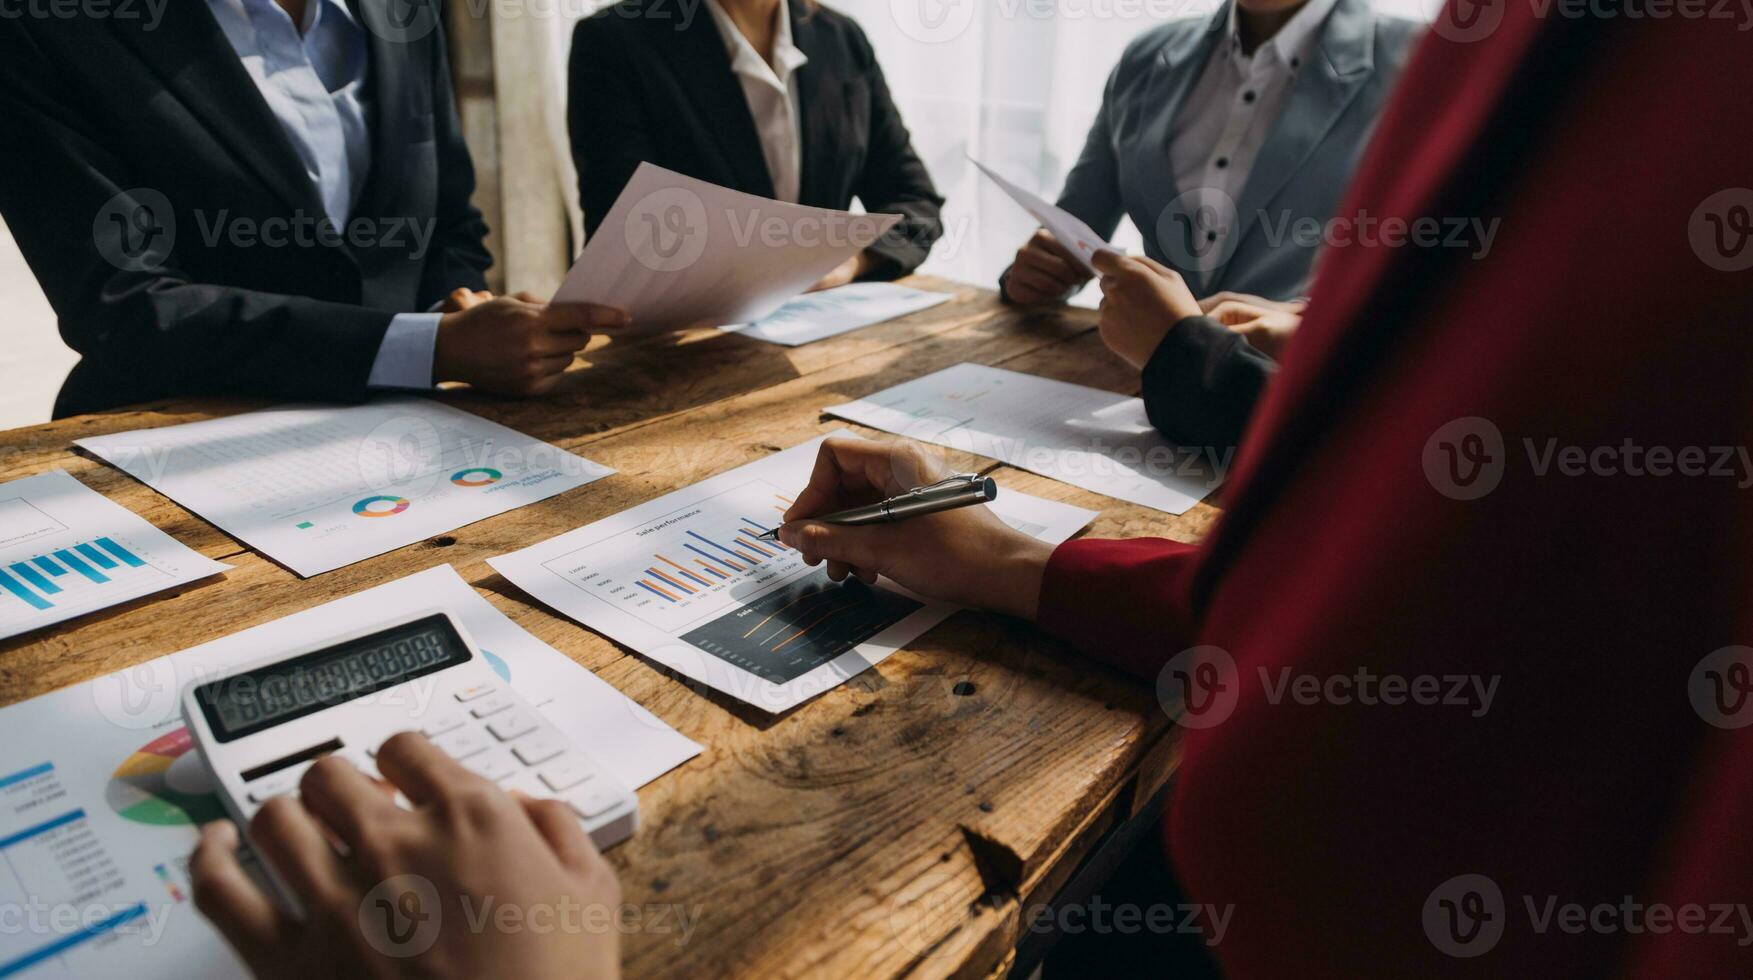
[180,611,639,853]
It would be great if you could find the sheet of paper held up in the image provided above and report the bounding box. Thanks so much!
[555,163,903,334]
[488,432,1096,714]
[971,157,1118,275]
[77,398,613,578]
[0,565,698,980]
[826,363,1222,515]
[0,469,230,641]
[719,282,953,347]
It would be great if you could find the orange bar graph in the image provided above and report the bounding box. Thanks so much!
[658,555,714,588]
[648,568,696,595]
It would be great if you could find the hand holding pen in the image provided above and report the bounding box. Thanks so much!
[756,473,997,541]
[773,438,1054,620]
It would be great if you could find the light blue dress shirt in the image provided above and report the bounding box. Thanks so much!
[206,0,441,390]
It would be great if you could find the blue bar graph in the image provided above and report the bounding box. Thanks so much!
[687,530,755,564]
[736,536,775,558]
[96,537,146,567]
[9,563,60,595]
[0,762,53,791]
[0,901,146,979]
[74,542,118,570]
[636,582,677,603]
[52,549,107,584]
[0,568,52,611]
[1,539,162,614]
[685,542,742,571]
[0,808,85,850]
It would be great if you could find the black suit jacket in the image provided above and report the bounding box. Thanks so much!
[569,0,944,278]
[0,0,490,418]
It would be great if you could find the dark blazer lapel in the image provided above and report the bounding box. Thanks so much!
[348,0,411,222]
[109,0,326,218]
[651,8,774,198]
[1227,0,1375,251]
[788,0,829,207]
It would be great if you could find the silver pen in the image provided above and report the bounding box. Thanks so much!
[755,474,998,542]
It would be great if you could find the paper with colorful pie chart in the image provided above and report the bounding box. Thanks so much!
[0,469,231,641]
[0,565,698,979]
[75,397,613,577]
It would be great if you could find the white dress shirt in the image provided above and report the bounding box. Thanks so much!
[206,0,441,390]
[1167,0,1339,289]
[704,0,810,204]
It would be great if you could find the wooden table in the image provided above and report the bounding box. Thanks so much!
[0,278,1214,979]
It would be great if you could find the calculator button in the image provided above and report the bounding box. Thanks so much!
[246,771,300,804]
[566,783,622,819]
[513,734,566,767]
[463,751,518,783]
[433,728,489,761]
[538,755,595,792]
[468,694,514,719]
[499,770,545,798]
[486,712,538,742]
[454,683,497,703]
[420,713,466,737]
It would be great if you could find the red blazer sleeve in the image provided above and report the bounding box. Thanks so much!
[1034,538,1203,681]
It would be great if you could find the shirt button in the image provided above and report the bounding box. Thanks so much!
[1215,157,1229,169]
[1243,91,1257,104]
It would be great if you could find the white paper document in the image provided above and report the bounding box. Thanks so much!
[719,282,953,347]
[0,470,230,641]
[76,398,613,577]
[971,157,1117,275]
[0,565,698,979]
[489,433,1096,713]
[554,163,902,333]
[825,364,1222,515]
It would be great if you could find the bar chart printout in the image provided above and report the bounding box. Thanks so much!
[0,470,230,641]
[678,571,922,684]
[489,433,1099,712]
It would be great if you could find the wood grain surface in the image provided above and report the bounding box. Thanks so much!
[0,278,1212,979]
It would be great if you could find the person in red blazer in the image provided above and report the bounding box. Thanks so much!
[188,4,1753,977]
[774,7,1753,978]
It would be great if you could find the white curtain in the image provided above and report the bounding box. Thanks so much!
[512,0,1432,293]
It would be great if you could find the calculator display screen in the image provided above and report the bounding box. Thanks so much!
[193,614,471,742]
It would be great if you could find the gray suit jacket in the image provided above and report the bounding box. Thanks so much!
[1051,0,1422,300]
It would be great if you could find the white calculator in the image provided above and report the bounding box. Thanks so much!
[180,611,639,852]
